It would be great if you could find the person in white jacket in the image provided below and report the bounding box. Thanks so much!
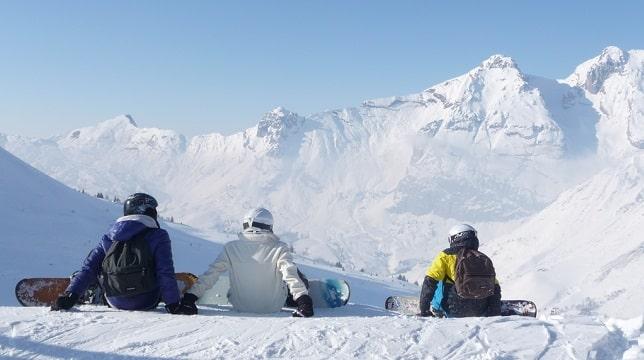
[179,208,314,317]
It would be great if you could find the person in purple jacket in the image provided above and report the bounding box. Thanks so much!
[51,193,194,315]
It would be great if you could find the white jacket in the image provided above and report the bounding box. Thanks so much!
[188,232,308,313]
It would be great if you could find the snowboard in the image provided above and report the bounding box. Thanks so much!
[384,295,537,317]
[198,275,350,309]
[15,272,198,307]
[308,278,351,308]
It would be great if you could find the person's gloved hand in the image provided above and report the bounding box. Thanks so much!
[181,293,199,314]
[292,294,314,318]
[166,293,198,315]
[51,292,79,311]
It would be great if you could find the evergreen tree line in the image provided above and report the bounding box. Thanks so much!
[77,188,178,224]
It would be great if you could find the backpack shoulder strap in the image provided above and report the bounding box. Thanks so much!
[455,247,471,263]
[104,227,154,258]
[132,227,155,242]
[129,227,156,259]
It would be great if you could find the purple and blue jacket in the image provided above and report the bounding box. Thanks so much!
[67,214,181,310]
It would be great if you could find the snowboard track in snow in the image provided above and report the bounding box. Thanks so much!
[0,306,638,360]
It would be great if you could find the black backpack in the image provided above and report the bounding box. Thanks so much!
[454,248,496,299]
[100,228,157,297]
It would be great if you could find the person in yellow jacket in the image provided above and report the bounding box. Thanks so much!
[419,224,502,317]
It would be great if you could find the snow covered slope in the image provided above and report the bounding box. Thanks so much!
[0,145,221,305]
[1,306,641,359]
[489,155,644,318]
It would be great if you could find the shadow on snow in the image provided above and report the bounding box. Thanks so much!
[0,334,168,360]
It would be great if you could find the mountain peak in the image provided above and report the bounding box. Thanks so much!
[65,115,138,141]
[91,114,139,131]
[258,107,302,132]
[252,107,305,154]
[565,46,629,93]
[480,54,519,70]
[109,114,138,127]
[598,46,627,63]
[264,106,296,121]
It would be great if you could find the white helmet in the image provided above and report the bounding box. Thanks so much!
[242,207,274,233]
[447,224,477,244]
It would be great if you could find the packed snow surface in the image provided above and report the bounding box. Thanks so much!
[1,306,642,359]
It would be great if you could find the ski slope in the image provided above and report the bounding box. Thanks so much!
[1,305,642,359]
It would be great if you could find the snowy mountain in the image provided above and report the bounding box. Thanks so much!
[565,46,644,158]
[0,52,603,263]
[1,48,644,359]
[1,47,643,317]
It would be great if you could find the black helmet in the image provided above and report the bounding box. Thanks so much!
[123,193,158,218]
[447,224,479,249]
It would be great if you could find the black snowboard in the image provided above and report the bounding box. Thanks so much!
[385,295,537,317]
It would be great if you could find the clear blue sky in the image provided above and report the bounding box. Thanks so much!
[0,1,641,138]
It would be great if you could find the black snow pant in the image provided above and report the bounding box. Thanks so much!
[444,282,502,317]
[70,271,161,310]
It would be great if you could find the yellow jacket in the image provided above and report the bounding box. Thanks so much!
[425,250,499,284]
[425,250,458,284]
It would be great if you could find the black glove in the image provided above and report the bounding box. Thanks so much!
[166,293,198,315]
[292,294,314,318]
[51,292,79,311]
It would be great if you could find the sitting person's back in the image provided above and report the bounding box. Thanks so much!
[52,193,192,315]
[419,224,502,318]
[224,230,306,313]
[183,208,313,317]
